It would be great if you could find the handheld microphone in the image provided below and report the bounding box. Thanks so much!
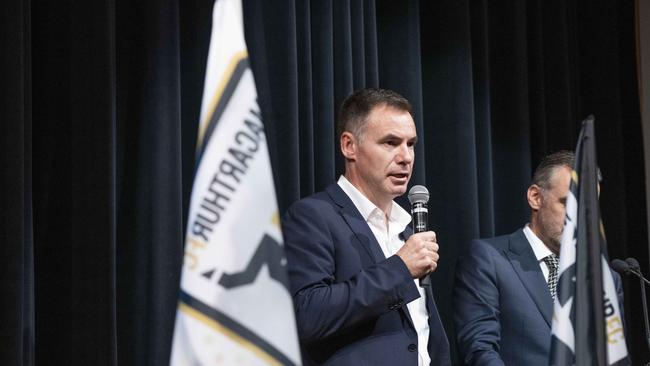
[408,185,431,287]
[612,257,650,354]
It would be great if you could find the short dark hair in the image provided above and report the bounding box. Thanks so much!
[337,88,412,139]
[532,150,575,189]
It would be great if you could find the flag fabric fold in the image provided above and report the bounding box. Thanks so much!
[549,116,629,366]
[170,0,301,364]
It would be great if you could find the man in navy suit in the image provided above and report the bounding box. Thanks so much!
[282,88,451,366]
[453,151,624,365]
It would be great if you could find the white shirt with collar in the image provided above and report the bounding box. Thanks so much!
[338,175,431,366]
[523,224,555,283]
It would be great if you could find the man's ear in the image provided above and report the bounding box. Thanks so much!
[340,131,357,161]
[527,184,543,210]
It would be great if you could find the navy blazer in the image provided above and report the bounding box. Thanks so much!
[282,183,451,366]
[453,229,624,366]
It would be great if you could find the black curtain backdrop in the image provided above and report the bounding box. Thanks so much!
[2,0,647,365]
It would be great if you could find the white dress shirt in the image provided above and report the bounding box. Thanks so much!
[523,224,555,283]
[338,175,430,366]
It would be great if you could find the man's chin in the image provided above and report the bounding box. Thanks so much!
[389,184,408,197]
[549,239,561,254]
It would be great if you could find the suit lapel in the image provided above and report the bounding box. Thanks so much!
[505,229,553,327]
[412,225,448,347]
[424,285,449,350]
[399,228,416,328]
[325,183,386,264]
[326,184,416,329]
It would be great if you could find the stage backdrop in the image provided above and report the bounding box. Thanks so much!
[2,0,647,365]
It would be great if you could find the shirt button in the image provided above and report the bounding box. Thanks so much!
[407,343,417,352]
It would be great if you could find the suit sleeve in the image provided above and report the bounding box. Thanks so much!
[453,240,506,366]
[282,199,420,343]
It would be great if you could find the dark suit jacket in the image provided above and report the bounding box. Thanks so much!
[282,183,451,366]
[453,229,624,366]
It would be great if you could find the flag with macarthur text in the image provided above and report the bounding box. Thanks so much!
[549,116,629,366]
[170,0,301,364]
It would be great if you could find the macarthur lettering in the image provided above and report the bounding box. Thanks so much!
[191,106,265,242]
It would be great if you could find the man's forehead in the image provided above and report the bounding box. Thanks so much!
[367,107,414,127]
[548,166,572,190]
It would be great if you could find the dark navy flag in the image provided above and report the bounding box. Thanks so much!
[549,116,629,366]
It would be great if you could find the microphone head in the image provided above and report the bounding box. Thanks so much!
[408,185,429,205]
[626,257,640,270]
[611,259,630,274]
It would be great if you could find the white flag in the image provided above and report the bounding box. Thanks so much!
[170,0,301,365]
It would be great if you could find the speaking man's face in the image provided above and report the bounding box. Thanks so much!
[351,105,417,205]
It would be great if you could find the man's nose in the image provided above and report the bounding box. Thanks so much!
[395,144,413,164]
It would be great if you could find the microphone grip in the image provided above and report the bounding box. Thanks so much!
[412,202,431,287]
[412,210,428,233]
